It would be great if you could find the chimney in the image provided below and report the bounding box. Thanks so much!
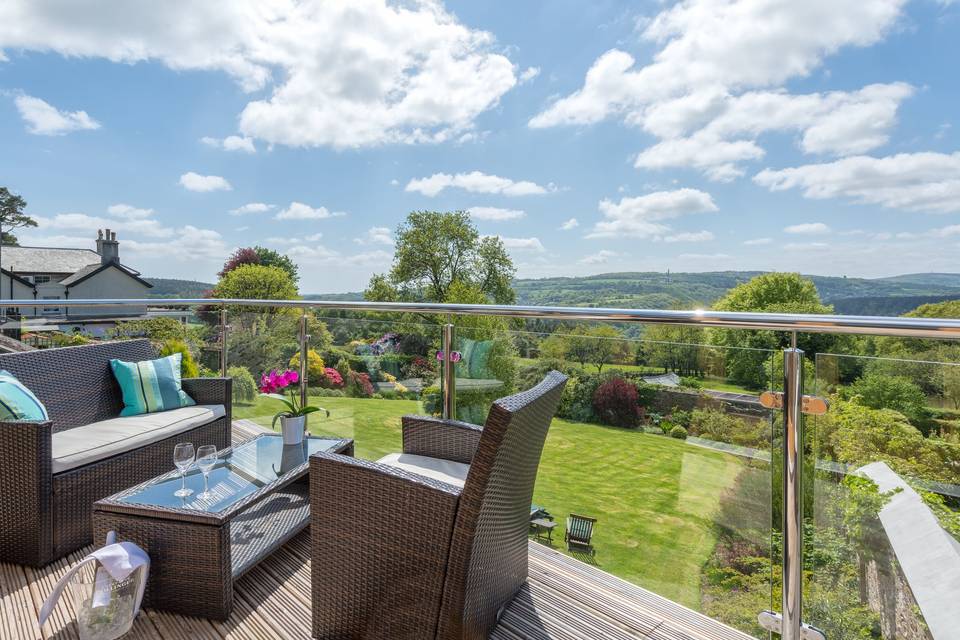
[96,228,119,264]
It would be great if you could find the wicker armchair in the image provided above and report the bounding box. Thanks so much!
[309,371,567,639]
[0,339,231,566]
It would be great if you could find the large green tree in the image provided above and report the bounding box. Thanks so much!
[0,188,38,292]
[364,210,516,304]
[219,246,300,284]
[708,273,835,389]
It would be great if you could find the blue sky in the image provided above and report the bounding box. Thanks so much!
[0,0,958,293]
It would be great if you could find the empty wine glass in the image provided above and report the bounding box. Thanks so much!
[196,445,218,501]
[173,443,195,498]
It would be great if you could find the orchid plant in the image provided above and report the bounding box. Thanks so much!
[259,368,327,429]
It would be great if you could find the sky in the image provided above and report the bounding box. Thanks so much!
[0,0,959,294]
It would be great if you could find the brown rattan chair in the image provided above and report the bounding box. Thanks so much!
[0,339,231,566]
[309,371,567,639]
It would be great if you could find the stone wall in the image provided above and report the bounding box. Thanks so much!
[863,532,932,640]
[649,387,772,423]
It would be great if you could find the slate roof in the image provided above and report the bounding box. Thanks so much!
[59,262,152,288]
[0,246,101,274]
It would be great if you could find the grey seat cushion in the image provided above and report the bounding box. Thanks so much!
[52,405,226,474]
[377,452,470,488]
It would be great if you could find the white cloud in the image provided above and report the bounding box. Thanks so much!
[34,208,172,238]
[0,1,518,149]
[275,202,345,221]
[500,237,545,252]
[468,206,525,221]
[663,230,714,243]
[354,226,393,245]
[267,232,324,244]
[179,172,232,192]
[126,225,227,260]
[201,135,255,153]
[229,202,274,215]
[405,171,552,197]
[286,245,392,267]
[107,203,154,219]
[784,222,831,235]
[14,94,100,135]
[530,0,910,180]
[753,152,960,213]
[560,218,579,230]
[588,188,718,239]
[519,66,540,83]
[784,242,830,251]
[743,237,773,245]
[677,253,731,261]
[579,250,618,265]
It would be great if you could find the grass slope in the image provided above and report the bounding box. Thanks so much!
[235,395,744,609]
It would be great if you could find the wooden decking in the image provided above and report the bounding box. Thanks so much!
[0,421,755,640]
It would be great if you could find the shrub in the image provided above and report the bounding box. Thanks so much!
[670,408,693,428]
[688,408,766,448]
[288,349,325,384]
[347,371,374,398]
[679,376,703,390]
[669,425,688,439]
[228,366,257,404]
[112,317,185,342]
[159,339,199,378]
[558,370,655,424]
[404,356,436,379]
[310,388,345,398]
[592,377,641,428]
[320,367,344,389]
[847,373,927,424]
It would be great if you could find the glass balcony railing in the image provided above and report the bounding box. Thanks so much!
[4,298,960,640]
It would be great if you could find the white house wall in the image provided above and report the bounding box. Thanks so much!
[66,267,149,317]
[0,274,37,317]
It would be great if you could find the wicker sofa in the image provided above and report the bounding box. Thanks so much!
[0,339,231,566]
[309,371,567,639]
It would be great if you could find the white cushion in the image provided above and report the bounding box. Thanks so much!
[52,405,226,474]
[377,452,469,488]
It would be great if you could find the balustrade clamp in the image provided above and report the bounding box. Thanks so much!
[758,391,829,416]
[758,611,826,640]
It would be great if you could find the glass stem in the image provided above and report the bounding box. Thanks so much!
[180,470,186,492]
[203,472,209,495]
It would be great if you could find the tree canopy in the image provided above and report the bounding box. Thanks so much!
[219,246,300,284]
[212,264,299,302]
[364,210,516,304]
[0,187,37,248]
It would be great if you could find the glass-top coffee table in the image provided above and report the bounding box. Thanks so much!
[93,433,353,620]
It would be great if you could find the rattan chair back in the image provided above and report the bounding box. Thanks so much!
[437,370,568,639]
[0,338,155,432]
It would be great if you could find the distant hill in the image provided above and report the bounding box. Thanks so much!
[145,278,214,298]
[168,271,960,317]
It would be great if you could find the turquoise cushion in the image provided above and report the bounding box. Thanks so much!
[110,353,196,416]
[0,370,48,421]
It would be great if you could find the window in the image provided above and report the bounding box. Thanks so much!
[41,296,61,315]
[33,275,51,284]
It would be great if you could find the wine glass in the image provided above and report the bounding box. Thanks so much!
[173,443,195,498]
[196,445,218,501]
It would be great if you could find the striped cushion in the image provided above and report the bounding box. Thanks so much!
[110,353,196,416]
[0,370,48,421]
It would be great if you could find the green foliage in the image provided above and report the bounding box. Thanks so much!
[310,388,346,398]
[678,376,702,389]
[920,490,960,542]
[816,397,960,483]
[642,323,710,376]
[847,372,927,422]
[253,246,300,284]
[112,317,186,342]
[0,187,37,238]
[708,273,835,389]
[364,210,516,304]
[158,339,199,378]
[51,332,91,347]
[227,366,257,404]
[556,370,655,423]
[562,324,631,373]
[668,425,688,439]
[687,408,766,448]
[212,264,299,302]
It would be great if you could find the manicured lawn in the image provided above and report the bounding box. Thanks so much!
[235,394,744,610]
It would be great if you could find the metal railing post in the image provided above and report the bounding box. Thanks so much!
[219,308,228,378]
[782,343,804,640]
[441,323,456,420]
[299,311,310,412]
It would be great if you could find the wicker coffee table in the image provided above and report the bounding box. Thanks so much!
[93,433,353,620]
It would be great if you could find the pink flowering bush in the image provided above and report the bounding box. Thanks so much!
[320,367,344,389]
[347,371,375,398]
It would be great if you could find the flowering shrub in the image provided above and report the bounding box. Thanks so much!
[382,372,397,383]
[404,356,436,379]
[347,371,375,397]
[592,377,641,428]
[288,349,325,384]
[320,367,344,389]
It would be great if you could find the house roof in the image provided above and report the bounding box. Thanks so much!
[0,245,101,274]
[61,261,152,289]
[0,268,37,289]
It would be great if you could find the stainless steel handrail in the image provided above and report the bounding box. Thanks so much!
[7,297,960,339]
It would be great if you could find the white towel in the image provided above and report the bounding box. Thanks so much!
[38,540,150,627]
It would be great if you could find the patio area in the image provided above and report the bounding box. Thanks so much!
[0,420,754,640]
